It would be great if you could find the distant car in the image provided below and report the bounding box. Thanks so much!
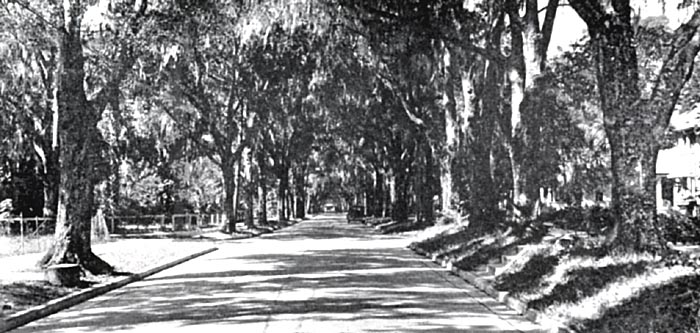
[346,205,365,223]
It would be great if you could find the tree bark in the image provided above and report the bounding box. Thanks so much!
[467,58,500,231]
[245,185,254,228]
[277,168,289,221]
[222,164,237,233]
[418,141,436,225]
[293,167,306,219]
[256,151,268,225]
[231,158,242,232]
[41,148,59,218]
[40,0,112,275]
[391,145,413,223]
[504,0,559,215]
[392,169,410,223]
[440,46,459,215]
[372,167,385,217]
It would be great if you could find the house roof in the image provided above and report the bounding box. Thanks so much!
[657,144,700,178]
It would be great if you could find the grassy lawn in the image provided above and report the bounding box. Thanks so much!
[0,238,215,318]
[0,218,298,318]
[0,235,55,258]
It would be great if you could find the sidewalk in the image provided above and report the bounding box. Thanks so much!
[10,215,544,332]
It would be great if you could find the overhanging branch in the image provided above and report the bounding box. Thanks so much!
[650,9,700,137]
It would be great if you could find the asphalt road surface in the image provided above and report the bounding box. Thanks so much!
[13,214,543,332]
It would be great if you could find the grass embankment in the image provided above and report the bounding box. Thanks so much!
[410,210,700,333]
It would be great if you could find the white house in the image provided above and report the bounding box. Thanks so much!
[656,109,700,215]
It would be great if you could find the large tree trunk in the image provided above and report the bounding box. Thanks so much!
[504,0,559,216]
[231,159,242,232]
[287,188,294,220]
[392,170,410,223]
[222,165,237,233]
[440,47,459,215]
[277,169,289,221]
[293,167,306,219]
[466,59,500,231]
[570,0,700,250]
[373,168,385,217]
[41,0,112,275]
[241,148,254,228]
[257,152,268,225]
[41,149,59,218]
[418,141,436,225]
[392,158,412,223]
[245,185,254,228]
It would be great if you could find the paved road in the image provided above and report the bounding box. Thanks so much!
[15,215,543,332]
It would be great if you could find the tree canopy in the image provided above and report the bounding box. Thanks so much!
[3,0,700,277]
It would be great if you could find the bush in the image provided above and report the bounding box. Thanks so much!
[536,206,614,234]
[658,211,700,244]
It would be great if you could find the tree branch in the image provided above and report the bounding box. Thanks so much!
[650,9,700,136]
[88,1,148,112]
[541,0,559,52]
[5,0,63,32]
[568,0,605,28]
[459,42,508,66]
[160,105,222,168]
[376,72,425,127]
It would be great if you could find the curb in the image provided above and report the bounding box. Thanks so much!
[0,247,218,332]
[409,246,573,333]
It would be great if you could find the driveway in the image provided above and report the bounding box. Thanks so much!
[13,214,543,332]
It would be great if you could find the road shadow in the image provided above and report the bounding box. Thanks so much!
[16,216,540,333]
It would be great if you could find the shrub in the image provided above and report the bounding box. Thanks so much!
[658,211,700,244]
[536,206,614,234]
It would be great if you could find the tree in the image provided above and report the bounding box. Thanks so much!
[252,24,324,221]
[148,1,258,233]
[30,0,149,274]
[0,1,60,218]
[504,0,560,214]
[568,0,700,250]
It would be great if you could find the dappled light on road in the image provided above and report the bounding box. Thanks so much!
[15,216,542,332]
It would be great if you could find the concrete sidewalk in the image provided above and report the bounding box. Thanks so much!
[12,215,544,332]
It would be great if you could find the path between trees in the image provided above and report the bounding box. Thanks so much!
[12,215,544,332]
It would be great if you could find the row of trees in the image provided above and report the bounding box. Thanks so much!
[3,0,700,276]
[334,0,700,251]
[0,0,339,273]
